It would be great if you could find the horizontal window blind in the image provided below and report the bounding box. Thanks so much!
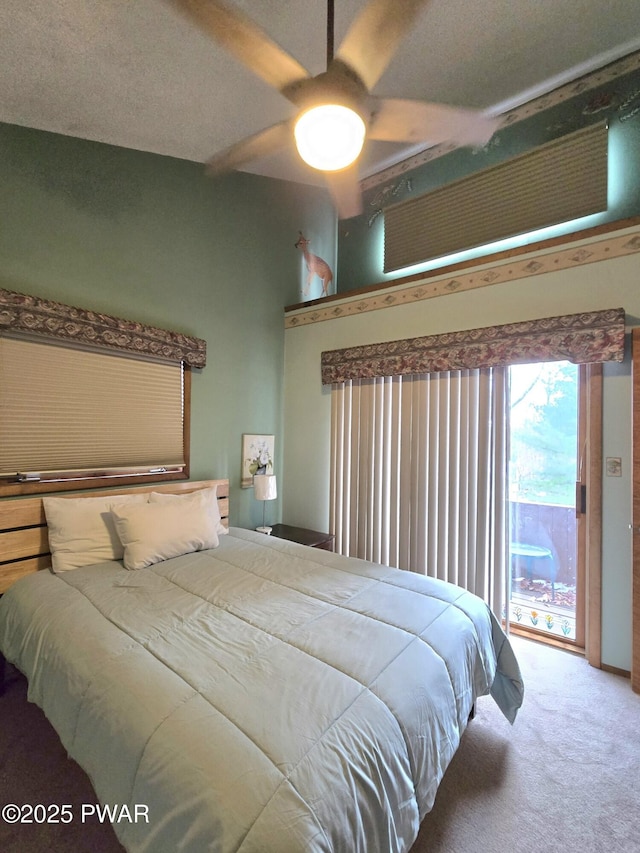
[384,123,608,273]
[0,336,185,480]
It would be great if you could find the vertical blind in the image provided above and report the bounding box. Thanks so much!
[331,368,508,616]
[0,335,185,479]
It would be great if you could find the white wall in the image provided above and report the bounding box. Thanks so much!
[283,232,640,671]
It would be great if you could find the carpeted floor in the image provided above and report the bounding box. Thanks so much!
[410,636,640,853]
[0,665,124,852]
[1,636,638,852]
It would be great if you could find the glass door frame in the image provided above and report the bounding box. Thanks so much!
[507,363,602,665]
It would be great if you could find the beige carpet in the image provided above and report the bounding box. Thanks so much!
[1,636,638,852]
[410,636,640,853]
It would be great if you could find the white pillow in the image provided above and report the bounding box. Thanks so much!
[149,486,228,535]
[110,498,220,570]
[43,492,149,572]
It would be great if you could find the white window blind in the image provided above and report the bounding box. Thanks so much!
[0,335,185,481]
[384,123,608,273]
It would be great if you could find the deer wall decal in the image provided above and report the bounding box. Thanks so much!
[294,232,333,299]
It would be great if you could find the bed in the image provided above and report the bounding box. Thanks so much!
[0,479,523,853]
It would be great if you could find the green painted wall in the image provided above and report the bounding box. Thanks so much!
[0,122,335,528]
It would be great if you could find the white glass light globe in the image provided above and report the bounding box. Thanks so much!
[294,104,366,171]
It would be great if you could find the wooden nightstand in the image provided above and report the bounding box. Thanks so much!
[270,523,335,551]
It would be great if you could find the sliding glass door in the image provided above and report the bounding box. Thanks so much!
[508,361,584,645]
[330,360,601,657]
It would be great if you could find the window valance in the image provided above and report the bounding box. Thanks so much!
[0,287,206,368]
[321,307,625,385]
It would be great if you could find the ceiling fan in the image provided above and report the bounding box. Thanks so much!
[169,0,499,218]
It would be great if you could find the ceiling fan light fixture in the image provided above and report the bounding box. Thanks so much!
[294,104,366,171]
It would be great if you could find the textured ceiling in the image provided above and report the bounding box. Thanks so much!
[2,0,640,187]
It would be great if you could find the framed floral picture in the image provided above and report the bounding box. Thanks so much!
[241,434,274,488]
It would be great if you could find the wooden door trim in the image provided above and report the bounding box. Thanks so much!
[632,329,640,692]
[584,363,602,668]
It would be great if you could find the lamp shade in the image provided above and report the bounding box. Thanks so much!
[253,473,277,501]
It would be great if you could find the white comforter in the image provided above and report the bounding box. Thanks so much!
[0,528,523,853]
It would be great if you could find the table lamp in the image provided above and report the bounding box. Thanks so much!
[253,474,277,534]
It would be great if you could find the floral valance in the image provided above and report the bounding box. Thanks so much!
[321,307,625,385]
[0,288,206,368]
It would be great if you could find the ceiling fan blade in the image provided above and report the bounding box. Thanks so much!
[336,0,431,92]
[169,0,310,93]
[205,121,291,175]
[369,98,500,147]
[323,164,363,220]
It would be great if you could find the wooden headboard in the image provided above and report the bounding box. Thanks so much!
[0,479,230,593]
